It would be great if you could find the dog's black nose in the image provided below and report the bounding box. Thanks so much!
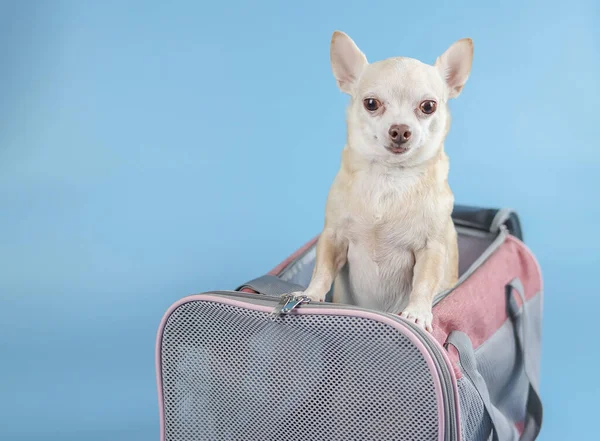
[389,124,412,144]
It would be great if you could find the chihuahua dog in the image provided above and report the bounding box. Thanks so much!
[292,31,473,332]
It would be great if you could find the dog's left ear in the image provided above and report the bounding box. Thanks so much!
[435,38,474,99]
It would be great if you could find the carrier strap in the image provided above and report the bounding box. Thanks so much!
[235,274,305,297]
[445,332,503,441]
[506,278,544,441]
[452,205,523,240]
[446,278,543,441]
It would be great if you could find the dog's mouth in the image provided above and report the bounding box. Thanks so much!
[386,145,409,155]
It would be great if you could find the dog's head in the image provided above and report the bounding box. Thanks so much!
[330,31,473,166]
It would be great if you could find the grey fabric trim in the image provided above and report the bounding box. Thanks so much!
[506,279,543,441]
[455,225,498,239]
[446,332,517,441]
[490,208,515,234]
[236,275,305,297]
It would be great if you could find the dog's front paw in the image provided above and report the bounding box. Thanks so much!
[400,305,433,333]
[290,290,325,303]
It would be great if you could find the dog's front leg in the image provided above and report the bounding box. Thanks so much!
[296,228,348,303]
[400,241,446,332]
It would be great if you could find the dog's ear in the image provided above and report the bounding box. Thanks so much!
[435,38,474,99]
[330,31,368,95]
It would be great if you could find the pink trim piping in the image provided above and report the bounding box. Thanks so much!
[268,235,319,276]
[434,332,462,439]
[156,294,455,441]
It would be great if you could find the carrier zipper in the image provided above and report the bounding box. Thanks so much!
[271,293,311,316]
[194,291,461,441]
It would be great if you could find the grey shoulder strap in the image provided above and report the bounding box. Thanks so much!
[446,278,544,441]
[236,274,305,297]
[506,278,543,441]
[445,331,504,441]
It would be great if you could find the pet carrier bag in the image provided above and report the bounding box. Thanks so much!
[156,204,543,441]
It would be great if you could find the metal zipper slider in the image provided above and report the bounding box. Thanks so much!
[271,293,311,316]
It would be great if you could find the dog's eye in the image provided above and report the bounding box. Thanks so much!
[363,98,381,112]
[419,100,437,115]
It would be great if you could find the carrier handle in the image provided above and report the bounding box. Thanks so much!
[506,278,543,441]
[445,332,502,441]
[446,279,543,441]
[236,274,305,297]
[452,205,523,240]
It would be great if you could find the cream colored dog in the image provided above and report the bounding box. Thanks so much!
[292,31,473,332]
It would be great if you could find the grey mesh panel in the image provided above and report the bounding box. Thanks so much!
[160,299,441,441]
[279,233,495,288]
[279,246,316,288]
[458,377,519,441]
[474,293,543,423]
[457,377,493,441]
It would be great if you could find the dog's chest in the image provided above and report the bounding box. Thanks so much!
[343,171,431,256]
[334,170,434,311]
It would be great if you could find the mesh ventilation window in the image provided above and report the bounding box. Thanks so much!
[457,377,493,441]
[160,300,440,441]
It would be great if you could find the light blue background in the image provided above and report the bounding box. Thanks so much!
[1,1,598,440]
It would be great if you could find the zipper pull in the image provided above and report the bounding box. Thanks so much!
[271,293,311,316]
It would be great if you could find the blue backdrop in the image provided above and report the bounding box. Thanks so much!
[1,1,598,440]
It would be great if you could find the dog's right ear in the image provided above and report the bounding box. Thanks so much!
[330,31,368,95]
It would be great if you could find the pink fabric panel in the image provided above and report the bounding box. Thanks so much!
[430,235,542,378]
[268,235,319,276]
